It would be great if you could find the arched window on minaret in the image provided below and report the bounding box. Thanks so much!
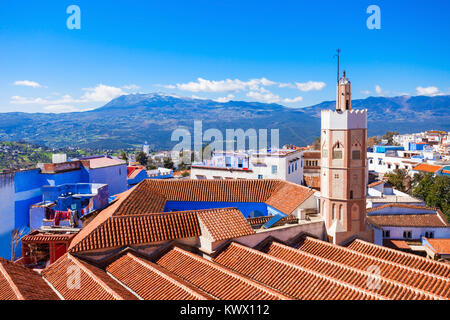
[332,204,336,220]
[350,190,353,199]
[339,205,343,220]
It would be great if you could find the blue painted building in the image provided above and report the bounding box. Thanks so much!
[0,156,127,259]
[373,145,404,153]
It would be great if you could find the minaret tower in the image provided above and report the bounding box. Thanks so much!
[320,70,370,244]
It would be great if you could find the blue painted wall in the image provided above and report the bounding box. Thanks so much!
[82,164,127,196]
[164,201,285,218]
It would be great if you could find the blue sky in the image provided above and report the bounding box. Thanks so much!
[0,0,449,113]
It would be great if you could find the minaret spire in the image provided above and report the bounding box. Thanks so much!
[334,49,341,111]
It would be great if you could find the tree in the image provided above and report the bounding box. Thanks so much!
[181,171,190,178]
[385,169,408,192]
[367,136,381,148]
[163,157,174,169]
[135,151,148,166]
[412,174,450,222]
[382,131,400,145]
[119,151,128,161]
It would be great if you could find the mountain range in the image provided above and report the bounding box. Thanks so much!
[0,93,448,150]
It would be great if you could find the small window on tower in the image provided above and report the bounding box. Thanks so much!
[346,100,349,110]
[352,150,361,160]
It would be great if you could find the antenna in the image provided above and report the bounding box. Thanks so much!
[333,49,341,111]
[334,48,341,84]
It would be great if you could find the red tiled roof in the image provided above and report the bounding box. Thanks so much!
[21,232,76,243]
[366,203,440,213]
[144,179,280,203]
[114,181,166,215]
[69,179,315,253]
[368,180,384,188]
[0,257,59,300]
[42,254,138,300]
[367,213,449,228]
[297,237,450,298]
[265,181,315,214]
[197,208,254,241]
[214,242,381,300]
[246,215,298,227]
[383,239,411,250]
[303,151,321,159]
[263,241,438,299]
[424,238,450,255]
[155,247,290,300]
[70,211,201,253]
[413,163,443,173]
[106,253,214,300]
[348,239,450,278]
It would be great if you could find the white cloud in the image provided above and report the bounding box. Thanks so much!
[214,94,235,103]
[361,90,371,95]
[282,96,303,103]
[375,85,389,96]
[81,84,125,102]
[278,82,296,88]
[416,86,443,96]
[13,80,44,88]
[246,88,281,103]
[295,81,326,92]
[171,77,277,93]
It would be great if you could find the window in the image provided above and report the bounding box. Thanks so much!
[403,231,412,239]
[387,164,391,169]
[350,190,353,199]
[333,150,343,159]
[425,231,434,238]
[238,158,243,168]
[258,174,263,179]
[369,159,373,164]
[196,175,207,180]
[288,166,290,174]
[271,165,278,174]
[345,100,349,110]
[352,150,361,160]
[334,174,339,179]
[295,162,298,171]
[383,230,390,238]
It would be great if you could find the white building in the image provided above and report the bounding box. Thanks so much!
[190,147,303,184]
[367,180,425,208]
[367,204,450,253]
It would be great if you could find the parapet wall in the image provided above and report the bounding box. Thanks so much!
[321,109,367,130]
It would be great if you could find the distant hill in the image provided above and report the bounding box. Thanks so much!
[0,93,448,150]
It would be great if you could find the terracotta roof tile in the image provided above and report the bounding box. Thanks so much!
[424,238,450,255]
[144,179,280,203]
[264,241,439,300]
[297,237,450,298]
[347,239,450,279]
[106,253,214,300]
[265,181,315,215]
[0,257,59,300]
[70,211,201,253]
[214,242,381,300]
[42,254,138,300]
[22,232,76,243]
[197,208,254,241]
[368,180,384,188]
[115,181,166,215]
[367,213,449,228]
[413,163,443,173]
[155,247,290,300]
